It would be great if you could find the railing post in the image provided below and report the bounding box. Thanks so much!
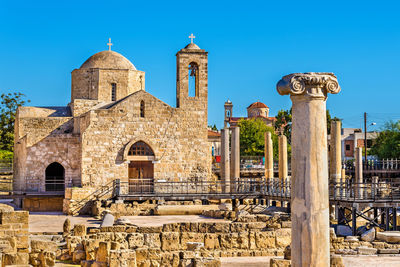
[115,179,121,197]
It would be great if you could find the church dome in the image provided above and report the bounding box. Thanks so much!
[80,51,136,70]
[184,43,201,50]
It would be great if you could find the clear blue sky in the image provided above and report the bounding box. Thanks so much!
[1,0,399,130]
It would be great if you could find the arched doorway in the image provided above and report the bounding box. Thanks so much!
[45,162,65,192]
[127,141,155,193]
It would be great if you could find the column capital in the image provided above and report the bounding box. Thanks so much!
[277,72,341,99]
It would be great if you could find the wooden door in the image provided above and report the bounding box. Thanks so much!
[128,161,154,193]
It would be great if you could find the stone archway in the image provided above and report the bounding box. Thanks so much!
[127,141,155,193]
[45,162,65,192]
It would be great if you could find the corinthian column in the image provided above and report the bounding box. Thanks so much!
[277,72,341,267]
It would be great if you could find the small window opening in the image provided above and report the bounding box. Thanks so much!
[188,62,198,97]
[140,100,145,118]
[346,144,350,151]
[111,83,117,101]
[128,141,154,156]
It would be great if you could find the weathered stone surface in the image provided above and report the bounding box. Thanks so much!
[127,233,144,249]
[100,213,115,227]
[109,249,136,267]
[255,231,275,249]
[361,228,375,242]
[30,239,58,252]
[63,218,71,236]
[204,233,220,250]
[96,242,110,263]
[376,231,400,243]
[357,246,378,255]
[144,233,161,248]
[378,248,400,254]
[336,225,352,237]
[73,224,87,236]
[275,228,291,249]
[270,258,291,267]
[161,232,179,251]
[330,255,345,267]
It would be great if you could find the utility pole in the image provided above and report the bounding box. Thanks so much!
[364,112,367,163]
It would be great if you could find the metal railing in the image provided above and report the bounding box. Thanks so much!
[343,159,400,171]
[113,177,400,203]
[330,178,400,202]
[112,177,291,199]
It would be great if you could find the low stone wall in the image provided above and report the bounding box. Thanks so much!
[23,197,64,212]
[0,209,30,266]
[61,218,292,266]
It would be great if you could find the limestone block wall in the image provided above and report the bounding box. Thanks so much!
[18,135,80,192]
[0,210,29,266]
[71,68,145,102]
[64,218,291,266]
[70,99,102,118]
[80,90,210,187]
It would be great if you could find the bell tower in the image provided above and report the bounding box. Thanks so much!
[176,36,208,109]
[224,100,233,128]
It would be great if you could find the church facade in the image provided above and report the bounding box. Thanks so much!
[13,42,211,211]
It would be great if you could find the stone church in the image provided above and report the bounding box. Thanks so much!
[13,41,211,211]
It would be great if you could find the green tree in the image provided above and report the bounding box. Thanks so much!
[208,124,218,131]
[274,109,292,142]
[238,118,289,160]
[370,121,400,159]
[0,92,30,152]
[275,108,339,139]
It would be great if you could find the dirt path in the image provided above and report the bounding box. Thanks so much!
[29,212,226,232]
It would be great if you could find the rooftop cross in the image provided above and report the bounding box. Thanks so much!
[188,33,195,44]
[107,38,113,51]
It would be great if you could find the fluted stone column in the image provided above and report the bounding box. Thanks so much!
[221,128,230,193]
[278,135,288,180]
[330,120,342,197]
[264,132,274,179]
[277,72,341,267]
[355,147,363,198]
[230,126,240,192]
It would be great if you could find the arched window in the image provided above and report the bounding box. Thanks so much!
[188,62,199,97]
[45,162,65,192]
[128,141,154,156]
[140,100,145,118]
[111,83,117,101]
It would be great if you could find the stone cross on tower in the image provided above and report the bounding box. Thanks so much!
[107,38,113,51]
[188,33,195,44]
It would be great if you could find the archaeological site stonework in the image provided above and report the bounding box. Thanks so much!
[13,42,211,212]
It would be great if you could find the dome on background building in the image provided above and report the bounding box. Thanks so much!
[80,50,136,70]
[247,101,269,109]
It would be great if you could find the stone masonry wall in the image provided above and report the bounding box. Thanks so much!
[80,89,210,187]
[0,210,29,266]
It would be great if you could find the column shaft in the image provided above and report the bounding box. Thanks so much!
[220,128,230,193]
[355,147,363,199]
[230,127,240,191]
[330,120,342,197]
[291,96,330,267]
[278,135,288,180]
[265,131,274,179]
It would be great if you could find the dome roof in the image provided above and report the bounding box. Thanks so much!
[247,101,269,109]
[80,51,136,70]
[184,43,201,50]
